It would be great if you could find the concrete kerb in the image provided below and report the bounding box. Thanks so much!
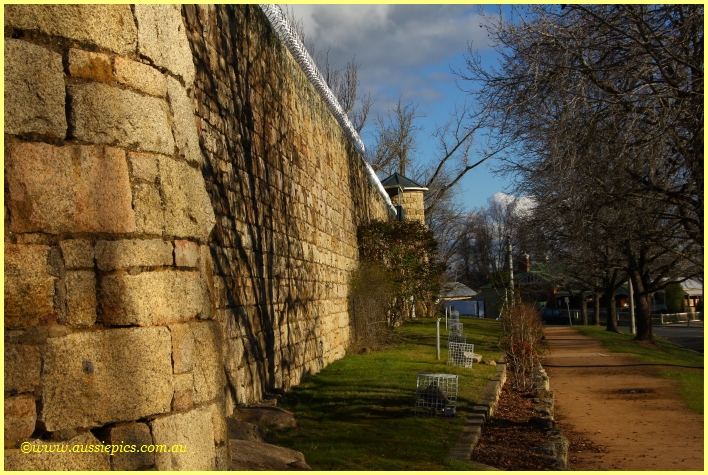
[449,356,506,462]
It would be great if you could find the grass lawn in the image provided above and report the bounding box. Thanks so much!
[572,325,704,414]
[265,317,503,470]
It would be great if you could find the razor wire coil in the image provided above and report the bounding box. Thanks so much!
[259,4,396,216]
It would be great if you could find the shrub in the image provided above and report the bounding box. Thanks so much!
[356,219,445,327]
[498,303,548,392]
[664,283,686,313]
[347,263,396,350]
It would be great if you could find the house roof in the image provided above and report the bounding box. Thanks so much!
[440,282,477,299]
[380,172,429,191]
[682,278,703,295]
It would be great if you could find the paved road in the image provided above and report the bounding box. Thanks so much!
[617,322,704,354]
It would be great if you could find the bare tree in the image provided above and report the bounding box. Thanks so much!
[284,6,371,132]
[366,98,421,176]
[458,4,703,341]
[460,4,703,252]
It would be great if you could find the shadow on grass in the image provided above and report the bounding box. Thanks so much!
[265,318,504,470]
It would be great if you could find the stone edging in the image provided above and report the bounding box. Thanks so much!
[529,365,569,469]
[449,357,507,462]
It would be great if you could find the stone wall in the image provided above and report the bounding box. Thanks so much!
[398,191,426,224]
[181,5,390,407]
[4,4,390,470]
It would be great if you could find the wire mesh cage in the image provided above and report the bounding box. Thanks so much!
[449,322,463,334]
[448,342,475,368]
[415,373,458,417]
[448,332,467,345]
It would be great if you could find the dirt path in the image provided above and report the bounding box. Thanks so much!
[543,327,704,471]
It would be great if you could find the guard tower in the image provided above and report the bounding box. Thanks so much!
[381,172,428,224]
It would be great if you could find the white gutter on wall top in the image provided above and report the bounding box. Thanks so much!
[259,4,396,216]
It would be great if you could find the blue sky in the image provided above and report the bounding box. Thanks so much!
[282,4,514,211]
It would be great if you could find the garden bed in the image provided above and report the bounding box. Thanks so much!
[471,375,561,470]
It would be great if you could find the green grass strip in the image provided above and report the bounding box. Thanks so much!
[266,317,503,470]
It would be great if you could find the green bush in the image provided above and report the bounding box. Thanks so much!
[356,219,445,327]
[664,283,686,313]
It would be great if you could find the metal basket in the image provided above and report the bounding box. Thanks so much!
[448,332,467,345]
[415,373,458,417]
[448,342,475,368]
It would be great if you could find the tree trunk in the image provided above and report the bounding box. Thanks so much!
[629,271,654,341]
[580,289,588,325]
[593,293,601,326]
[605,282,619,332]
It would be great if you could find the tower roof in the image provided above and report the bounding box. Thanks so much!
[380,172,428,191]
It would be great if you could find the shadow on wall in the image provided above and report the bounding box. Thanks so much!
[183,5,387,407]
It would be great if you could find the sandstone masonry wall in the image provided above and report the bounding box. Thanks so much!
[399,191,426,224]
[4,4,390,470]
[182,5,390,408]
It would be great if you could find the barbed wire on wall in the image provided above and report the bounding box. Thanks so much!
[259,4,396,216]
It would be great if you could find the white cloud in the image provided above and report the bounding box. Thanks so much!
[281,5,490,117]
[489,192,535,216]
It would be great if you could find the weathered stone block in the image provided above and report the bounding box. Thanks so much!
[151,406,216,470]
[107,423,155,471]
[114,56,167,97]
[168,323,194,374]
[59,240,95,269]
[41,327,173,431]
[64,270,97,327]
[4,5,137,54]
[3,431,111,470]
[95,239,173,271]
[128,152,160,183]
[6,143,135,234]
[132,183,164,235]
[159,155,216,242]
[4,244,57,329]
[4,395,37,440]
[68,82,174,156]
[101,270,204,326]
[229,439,310,471]
[4,344,42,394]
[226,417,265,442]
[172,372,195,412]
[67,48,112,82]
[4,39,66,138]
[175,240,200,267]
[232,406,297,431]
[191,321,225,404]
[134,5,195,85]
[167,76,202,165]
